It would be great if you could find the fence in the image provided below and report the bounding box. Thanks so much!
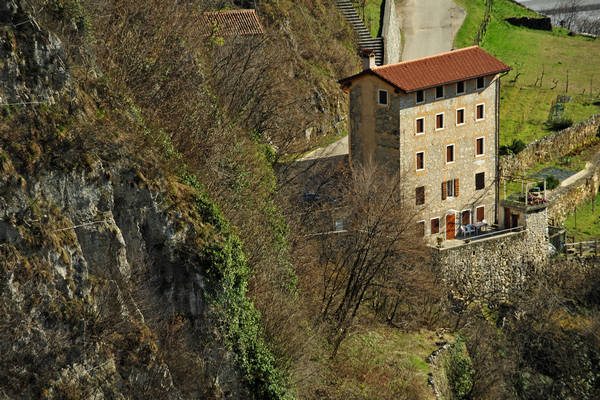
[564,239,600,257]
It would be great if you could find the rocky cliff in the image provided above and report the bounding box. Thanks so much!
[0,0,287,398]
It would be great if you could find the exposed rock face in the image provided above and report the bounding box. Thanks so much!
[0,0,70,105]
[0,157,249,398]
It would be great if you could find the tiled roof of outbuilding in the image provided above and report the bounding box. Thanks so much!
[200,9,264,36]
[339,46,511,92]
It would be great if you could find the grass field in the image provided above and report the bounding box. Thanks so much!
[563,192,600,240]
[454,0,600,147]
[353,0,383,37]
[327,328,445,399]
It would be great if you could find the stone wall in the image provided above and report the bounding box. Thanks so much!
[499,114,600,177]
[433,208,548,300]
[381,0,401,64]
[548,151,600,223]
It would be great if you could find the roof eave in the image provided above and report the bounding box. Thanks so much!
[403,67,512,93]
[338,70,408,94]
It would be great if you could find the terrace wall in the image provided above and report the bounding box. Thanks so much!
[433,207,548,300]
[499,114,600,177]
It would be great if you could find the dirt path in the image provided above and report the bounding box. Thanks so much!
[397,0,466,61]
[299,135,349,161]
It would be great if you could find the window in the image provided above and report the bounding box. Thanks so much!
[416,186,425,205]
[456,108,465,125]
[476,137,484,156]
[335,219,344,231]
[416,221,425,237]
[435,113,444,130]
[416,90,424,104]
[476,206,485,222]
[462,210,471,226]
[378,89,388,106]
[416,118,424,135]
[446,144,455,164]
[456,81,465,94]
[435,85,444,99]
[431,217,440,234]
[476,76,485,89]
[416,151,425,171]
[476,104,485,120]
[442,179,459,199]
[475,172,485,190]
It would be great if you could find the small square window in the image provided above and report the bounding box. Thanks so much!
[446,145,455,163]
[378,89,388,106]
[416,186,425,205]
[476,104,485,120]
[475,172,485,190]
[476,137,484,156]
[416,118,424,135]
[457,81,465,94]
[435,86,444,99]
[456,108,465,125]
[416,151,424,171]
[476,77,485,89]
[416,90,424,104]
[436,113,444,130]
[431,217,440,234]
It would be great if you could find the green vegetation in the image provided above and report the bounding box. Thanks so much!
[353,0,384,37]
[446,336,474,400]
[454,0,600,146]
[563,192,600,240]
[322,328,442,399]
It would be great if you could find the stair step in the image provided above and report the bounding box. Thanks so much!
[335,1,385,65]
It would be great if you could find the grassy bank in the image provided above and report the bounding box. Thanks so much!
[454,0,600,146]
[353,0,383,37]
[563,192,600,240]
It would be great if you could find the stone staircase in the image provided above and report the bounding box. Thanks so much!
[335,0,384,66]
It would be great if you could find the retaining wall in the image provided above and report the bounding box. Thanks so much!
[548,151,600,223]
[499,114,600,177]
[381,0,401,64]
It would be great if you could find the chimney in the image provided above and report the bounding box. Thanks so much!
[360,49,376,70]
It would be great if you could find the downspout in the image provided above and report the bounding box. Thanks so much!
[495,71,509,225]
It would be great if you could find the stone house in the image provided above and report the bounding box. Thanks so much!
[339,46,511,241]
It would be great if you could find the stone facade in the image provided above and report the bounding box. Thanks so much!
[433,207,549,300]
[348,73,500,240]
[499,114,600,177]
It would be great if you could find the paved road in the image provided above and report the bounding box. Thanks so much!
[397,0,466,61]
[299,135,349,160]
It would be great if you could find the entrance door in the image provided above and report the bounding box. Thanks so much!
[504,207,511,229]
[446,214,456,240]
[511,213,519,228]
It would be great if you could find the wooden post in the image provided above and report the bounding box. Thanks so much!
[595,239,598,256]
[575,206,577,229]
[580,242,583,257]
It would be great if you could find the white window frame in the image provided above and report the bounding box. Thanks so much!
[430,216,440,234]
[475,103,485,121]
[377,89,389,106]
[456,108,465,126]
[416,151,425,171]
[475,136,485,157]
[446,144,455,164]
[446,180,455,197]
[476,205,485,222]
[435,85,444,100]
[456,80,465,95]
[435,112,445,131]
[415,90,425,104]
[461,209,472,226]
[415,117,425,135]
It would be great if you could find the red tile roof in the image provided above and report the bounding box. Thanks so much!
[200,10,264,36]
[340,46,511,92]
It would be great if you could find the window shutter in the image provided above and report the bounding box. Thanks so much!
[454,179,460,197]
[442,181,447,200]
